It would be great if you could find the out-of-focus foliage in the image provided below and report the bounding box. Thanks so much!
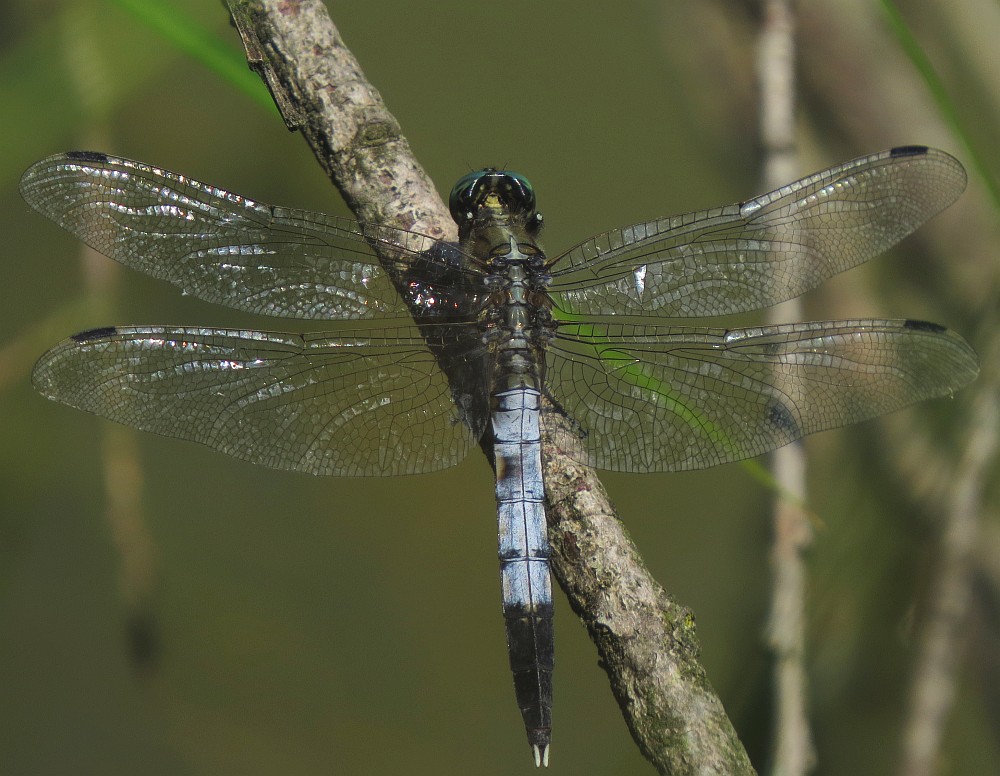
[0,1,996,774]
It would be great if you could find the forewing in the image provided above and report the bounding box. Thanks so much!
[548,147,967,317]
[547,319,979,472]
[20,151,475,320]
[32,326,489,476]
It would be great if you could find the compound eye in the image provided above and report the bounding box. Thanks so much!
[503,172,535,214]
[447,168,538,223]
[449,169,490,222]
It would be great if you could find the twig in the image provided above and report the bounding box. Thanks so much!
[224,1,755,772]
[61,5,160,668]
[757,2,816,774]
[792,5,997,770]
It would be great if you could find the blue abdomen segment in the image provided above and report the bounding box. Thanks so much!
[493,386,553,766]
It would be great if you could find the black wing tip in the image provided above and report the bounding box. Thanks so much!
[903,318,947,333]
[71,326,119,343]
[65,150,112,163]
[890,145,930,158]
[901,319,980,385]
[21,151,113,197]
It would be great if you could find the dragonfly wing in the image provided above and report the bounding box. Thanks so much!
[33,325,489,476]
[547,319,979,472]
[20,152,478,320]
[548,147,966,317]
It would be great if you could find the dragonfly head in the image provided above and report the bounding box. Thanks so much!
[449,169,541,234]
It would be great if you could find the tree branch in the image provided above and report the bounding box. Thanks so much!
[224,2,754,772]
[757,2,816,774]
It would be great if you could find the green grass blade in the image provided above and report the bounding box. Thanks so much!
[879,0,1000,209]
[110,0,276,115]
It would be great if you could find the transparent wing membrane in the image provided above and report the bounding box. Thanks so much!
[548,147,967,318]
[19,151,483,321]
[23,146,977,477]
[548,318,978,472]
[32,325,487,477]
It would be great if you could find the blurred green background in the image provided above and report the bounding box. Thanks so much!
[1,1,997,774]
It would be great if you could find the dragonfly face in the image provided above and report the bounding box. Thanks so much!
[20,146,979,766]
[449,168,538,225]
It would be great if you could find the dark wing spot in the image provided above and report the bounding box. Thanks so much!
[65,150,111,163]
[765,397,800,438]
[890,145,929,158]
[71,326,118,343]
[903,319,946,333]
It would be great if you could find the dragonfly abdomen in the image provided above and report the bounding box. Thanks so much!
[493,384,553,767]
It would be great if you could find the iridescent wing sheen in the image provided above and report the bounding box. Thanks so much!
[19,151,484,321]
[32,325,490,477]
[546,318,979,472]
[548,146,966,317]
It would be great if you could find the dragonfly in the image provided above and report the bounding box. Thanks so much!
[21,145,978,767]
